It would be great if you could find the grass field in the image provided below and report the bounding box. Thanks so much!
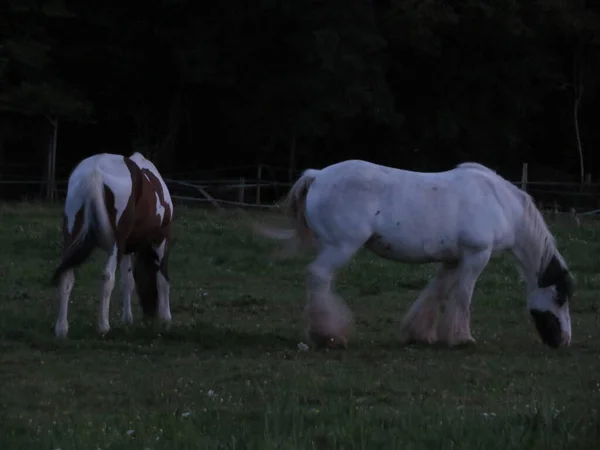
[1,203,600,449]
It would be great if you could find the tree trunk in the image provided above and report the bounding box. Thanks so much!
[574,95,584,189]
[46,115,58,201]
[573,40,585,190]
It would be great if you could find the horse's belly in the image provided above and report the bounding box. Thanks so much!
[364,233,458,264]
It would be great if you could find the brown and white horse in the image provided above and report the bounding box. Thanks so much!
[51,152,174,338]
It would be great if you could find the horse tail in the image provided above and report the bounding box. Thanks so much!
[254,169,320,257]
[84,169,115,250]
[51,168,115,285]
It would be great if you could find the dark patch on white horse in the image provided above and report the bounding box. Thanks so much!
[530,310,562,348]
[375,210,380,216]
[538,254,574,307]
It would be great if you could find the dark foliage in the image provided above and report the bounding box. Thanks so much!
[1,0,600,182]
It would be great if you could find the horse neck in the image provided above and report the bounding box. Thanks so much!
[511,204,556,290]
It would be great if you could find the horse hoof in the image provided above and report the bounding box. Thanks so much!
[401,337,437,347]
[447,337,476,348]
[55,323,69,338]
[399,331,437,346]
[121,315,134,325]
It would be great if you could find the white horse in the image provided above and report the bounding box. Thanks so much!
[256,160,574,349]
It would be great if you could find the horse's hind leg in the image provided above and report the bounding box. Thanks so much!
[399,263,458,345]
[438,249,491,347]
[120,254,134,324]
[98,244,119,335]
[55,269,75,338]
[305,245,358,348]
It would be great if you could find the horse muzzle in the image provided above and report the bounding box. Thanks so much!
[529,309,570,348]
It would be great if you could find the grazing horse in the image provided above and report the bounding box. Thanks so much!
[51,152,174,338]
[256,160,575,349]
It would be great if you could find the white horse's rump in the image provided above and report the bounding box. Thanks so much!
[257,159,574,349]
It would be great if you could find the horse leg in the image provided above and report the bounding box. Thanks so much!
[305,245,358,348]
[55,269,75,338]
[120,253,134,324]
[399,263,458,345]
[438,250,491,347]
[154,239,172,326]
[98,244,119,335]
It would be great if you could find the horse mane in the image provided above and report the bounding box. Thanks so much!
[455,162,497,174]
[519,195,566,274]
[456,161,565,277]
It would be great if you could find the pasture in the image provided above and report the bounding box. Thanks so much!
[1,203,599,450]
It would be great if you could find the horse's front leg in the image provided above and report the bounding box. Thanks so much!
[399,263,458,345]
[438,250,491,347]
[399,280,440,345]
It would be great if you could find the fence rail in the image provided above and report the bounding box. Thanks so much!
[1,164,599,216]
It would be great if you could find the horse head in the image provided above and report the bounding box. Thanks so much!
[528,254,574,348]
[133,245,160,319]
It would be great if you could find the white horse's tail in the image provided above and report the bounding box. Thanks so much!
[51,168,115,284]
[82,169,114,249]
[254,169,320,257]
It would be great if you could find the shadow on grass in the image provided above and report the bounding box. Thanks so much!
[1,320,301,355]
[1,315,587,360]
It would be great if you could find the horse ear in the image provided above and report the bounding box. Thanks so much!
[538,255,566,288]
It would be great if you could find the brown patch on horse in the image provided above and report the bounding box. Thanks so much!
[141,168,172,226]
[121,157,173,319]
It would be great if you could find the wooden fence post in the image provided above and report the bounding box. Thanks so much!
[46,116,58,201]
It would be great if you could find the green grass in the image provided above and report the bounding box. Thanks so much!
[1,203,600,450]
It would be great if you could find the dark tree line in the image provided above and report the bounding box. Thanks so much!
[1,0,599,184]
